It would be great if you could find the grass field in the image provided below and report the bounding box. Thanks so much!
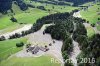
[26,1,77,13]
[0,24,24,35]
[0,15,17,30]
[0,0,78,30]
[0,55,60,66]
[0,1,78,33]
[86,27,95,37]
[0,38,27,62]
[80,2,100,24]
[14,8,48,24]
[97,25,100,31]
[0,5,48,32]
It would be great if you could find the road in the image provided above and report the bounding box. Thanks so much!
[0,24,32,39]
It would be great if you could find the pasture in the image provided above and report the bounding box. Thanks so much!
[0,38,27,62]
[80,2,100,24]
[0,55,61,66]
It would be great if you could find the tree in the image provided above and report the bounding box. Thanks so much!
[16,42,24,47]
[0,36,5,41]
[37,6,46,10]
[10,17,17,22]
[91,23,95,27]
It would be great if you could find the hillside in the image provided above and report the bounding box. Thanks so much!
[0,0,77,32]
[0,0,100,66]
[0,0,96,13]
[79,2,100,31]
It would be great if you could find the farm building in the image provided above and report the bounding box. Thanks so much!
[26,45,49,54]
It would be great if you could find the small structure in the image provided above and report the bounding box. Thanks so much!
[26,46,34,52]
[32,45,40,54]
[49,43,52,46]
[26,45,49,54]
[43,31,45,35]
[53,40,55,43]
[39,46,47,52]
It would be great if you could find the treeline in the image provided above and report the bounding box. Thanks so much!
[43,12,74,66]
[64,0,95,6]
[32,0,72,6]
[44,14,87,66]
[76,34,100,66]
[0,0,47,14]
[31,12,71,32]
[15,0,28,11]
[30,11,86,66]
[0,29,33,41]
[73,22,87,40]
[71,18,100,66]
[0,0,12,14]
[0,0,28,14]
[32,0,95,6]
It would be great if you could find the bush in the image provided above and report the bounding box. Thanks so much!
[0,36,5,41]
[37,6,46,10]
[91,23,95,27]
[16,42,24,47]
[26,44,31,48]
[27,4,35,8]
[10,17,17,22]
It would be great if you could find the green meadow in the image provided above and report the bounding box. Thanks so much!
[80,2,100,24]
[0,38,27,62]
[0,55,60,66]
[97,25,100,31]
[86,27,95,37]
[0,1,77,33]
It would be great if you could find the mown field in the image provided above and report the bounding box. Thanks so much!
[80,2,100,24]
[81,2,100,31]
[86,27,95,37]
[25,1,77,13]
[0,5,48,30]
[0,55,60,66]
[0,38,27,62]
[97,25,100,30]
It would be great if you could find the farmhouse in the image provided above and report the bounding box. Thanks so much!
[26,45,49,54]
[32,45,40,54]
